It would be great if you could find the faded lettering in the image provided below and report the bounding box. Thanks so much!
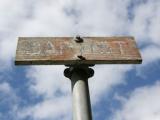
[20,41,41,55]
[59,42,74,55]
[116,42,126,55]
[81,42,112,54]
[19,39,130,56]
[44,41,57,55]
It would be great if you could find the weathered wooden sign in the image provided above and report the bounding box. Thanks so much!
[15,37,142,65]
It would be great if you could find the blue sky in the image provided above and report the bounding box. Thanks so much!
[0,0,160,120]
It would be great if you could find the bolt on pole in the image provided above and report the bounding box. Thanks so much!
[64,66,94,120]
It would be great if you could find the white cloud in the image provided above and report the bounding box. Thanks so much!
[141,45,160,65]
[129,0,160,45]
[89,65,132,104]
[71,0,129,36]
[26,66,70,98]
[0,0,32,70]
[0,82,19,120]
[135,45,160,78]
[18,96,71,120]
[0,82,11,93]
[111,81,160,120]
[19,0,75,36]
[18,66,72,119]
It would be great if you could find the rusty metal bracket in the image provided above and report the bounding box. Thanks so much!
[74,35,83,43]
[77,55,86,60]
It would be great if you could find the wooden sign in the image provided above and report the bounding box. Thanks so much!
[15,37,142,65]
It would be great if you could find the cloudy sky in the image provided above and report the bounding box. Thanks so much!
[0,0,160,120]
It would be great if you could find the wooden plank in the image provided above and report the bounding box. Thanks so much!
[15,37,142,65]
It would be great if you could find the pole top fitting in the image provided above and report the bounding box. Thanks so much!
[74,35,83,43]
[64,66,94,79]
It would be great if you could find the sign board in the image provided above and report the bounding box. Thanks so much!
[15,37,142,65]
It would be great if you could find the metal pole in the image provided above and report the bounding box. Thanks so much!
[64,66,94,120]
